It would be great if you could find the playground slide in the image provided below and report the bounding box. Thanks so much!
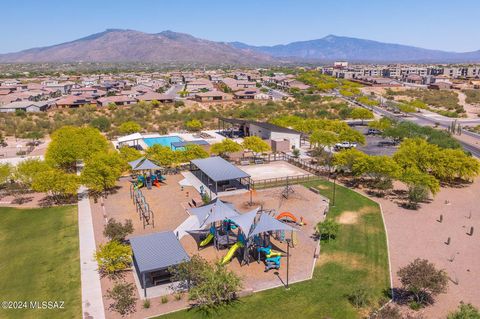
[153,180,160,188]
[276,212,298,223]
[137,181,144,188]
[200,233,214,247]
[221,242,244,265]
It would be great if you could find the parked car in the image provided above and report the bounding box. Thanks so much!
[366,128,382,135]
[334,141,358,150]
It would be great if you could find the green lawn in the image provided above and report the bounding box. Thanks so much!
[161,180,390,319]
[0,205,81,319]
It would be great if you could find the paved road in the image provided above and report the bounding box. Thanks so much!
[262,85,290,101]
[165,83,185,99]
[340,95,480,157]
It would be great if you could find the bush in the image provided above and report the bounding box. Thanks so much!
[161,296,169,304]
[316,219,340,241]
[118,121,142,134]
[106,282,137,316]
[448,302,480,319]
[169,255,242,310]
[185,119,203,132]
[103,219,134,242]
[347,286,371,308]
[143,299,150,309]
[94,240,132,277]
[371,304,402,319]
[90,116,111,132]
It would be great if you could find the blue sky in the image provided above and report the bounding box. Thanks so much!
[1,0,479,53]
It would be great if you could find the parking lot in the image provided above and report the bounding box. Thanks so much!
[352,126,398,156]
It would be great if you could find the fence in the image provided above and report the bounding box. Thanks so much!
[251,173,322,190]
[237,153,329,177]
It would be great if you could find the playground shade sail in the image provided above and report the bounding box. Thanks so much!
[130,158,162,171]
[229,207,259,236]
[188,198,239,228]
[249,212,298,237]
[128,157,145,169]
[191,156,250,182]
[130,231,189,274]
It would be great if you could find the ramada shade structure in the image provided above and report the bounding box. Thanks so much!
[190,156,251,194]
[130,231,190,297]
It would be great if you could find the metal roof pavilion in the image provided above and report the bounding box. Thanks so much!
[130,231,190,296]
[190,156,250,182]
[130,231,190,274]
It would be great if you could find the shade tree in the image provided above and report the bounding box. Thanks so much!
[242,136,271,157]
[397,258,448,306]
[210,139,243,157]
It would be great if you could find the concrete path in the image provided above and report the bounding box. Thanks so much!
[78,186,105,319]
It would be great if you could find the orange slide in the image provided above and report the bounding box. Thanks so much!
[276,212,306,226]
[276,212,298,223]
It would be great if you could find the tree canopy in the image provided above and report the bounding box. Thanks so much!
[45,126,109,172]
[118,121,141,135]
[81,151,124,194]
[242,136,271,155]
[210,139,243,157]
[397,258,448,305]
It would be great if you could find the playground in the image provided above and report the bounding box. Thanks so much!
[90,168,329,317]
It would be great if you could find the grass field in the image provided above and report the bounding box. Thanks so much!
[161,180,390,319]
[0,205,81,319]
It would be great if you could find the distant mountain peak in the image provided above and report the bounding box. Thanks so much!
[0,29,274,64]
[1,29,479,64]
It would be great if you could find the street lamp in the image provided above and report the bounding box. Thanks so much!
[285,238,291,290]
[331,172,337,207]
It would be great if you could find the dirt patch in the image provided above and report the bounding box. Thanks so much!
[315,184,329,190]
[317,251,367,270]
[337,211,358,224]
[336,206,376,225]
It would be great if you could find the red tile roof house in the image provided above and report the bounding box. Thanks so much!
[137,92,174,103]
[54,95,94,109]
[221,78,257,92]
[233,89,271,100]
[97,95,136,107]
[194,90,233,102]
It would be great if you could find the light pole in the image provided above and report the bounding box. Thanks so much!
[285,238,291,290]
[331,172,337,207]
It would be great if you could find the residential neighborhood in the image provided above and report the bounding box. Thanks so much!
[1,2,480,319]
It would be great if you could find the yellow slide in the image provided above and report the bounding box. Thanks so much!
[221,241,244,265]
[200,233,214,247]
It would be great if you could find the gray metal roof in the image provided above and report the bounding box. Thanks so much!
[249,212,298,237]
[191,156,250,182]
[130,231,190,274]
[171,140,209,148]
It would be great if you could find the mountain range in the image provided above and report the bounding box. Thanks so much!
[1,29,479,64]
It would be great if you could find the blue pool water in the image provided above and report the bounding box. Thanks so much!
[143,136,183,149]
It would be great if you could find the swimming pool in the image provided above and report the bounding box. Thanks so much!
[143,135,183,149]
